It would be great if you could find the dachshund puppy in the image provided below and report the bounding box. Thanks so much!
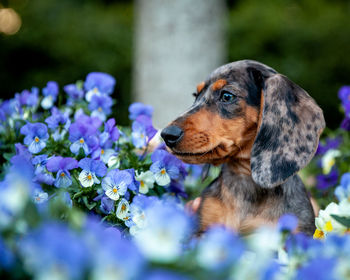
[161,60,325,235]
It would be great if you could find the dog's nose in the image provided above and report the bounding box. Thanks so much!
[161,125,184,148]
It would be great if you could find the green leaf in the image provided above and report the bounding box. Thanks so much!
[331,214,350,228]
[82,196,97,210]
[3,153,14,161]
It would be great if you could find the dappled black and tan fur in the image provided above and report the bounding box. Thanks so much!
[161,60,325,235]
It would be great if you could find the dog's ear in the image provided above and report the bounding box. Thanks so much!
[250,74,325,188]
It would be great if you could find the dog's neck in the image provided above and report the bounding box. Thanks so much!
[225,158,251,176]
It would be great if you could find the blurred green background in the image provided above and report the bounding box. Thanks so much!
[0,0,350,127]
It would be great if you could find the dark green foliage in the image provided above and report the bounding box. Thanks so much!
[227,0,350,128]
[0,0,133,125]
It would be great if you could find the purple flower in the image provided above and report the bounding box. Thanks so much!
[69,116,101,155]
[99,118,120,148]
[78,158,107,188]
[88,94,113,121]
[15,87,39,109]
[132,115,157,148]
[340,116,350,131]
[129,102,154,120]
[64,83,84,105]
[41,81,59,109]
[316,137,342,156]
[316,168,339,190]
[0,100,15,122]
[45,107,69,130]
[334,172,350,201]
[19,222,89,280]
[338,86,350,107]
[278,214,298,232]
[20,122,49,154]
[14,143,32,161]
[84,72,116,101]
[150,150,182,186]
[102,169,132,200]
[100,196,115,214]
[46,156,78,188]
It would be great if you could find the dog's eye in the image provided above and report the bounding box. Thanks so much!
[219,91,235,103]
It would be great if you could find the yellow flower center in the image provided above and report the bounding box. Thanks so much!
[79,138,84,144]
[93,87,98,93]
[161,169,166,175]
[35,197,41,201]
[140,181,145,187]
[98,107,103,112]
[325,221,333,232]
[87,174,92,180]
[121,204,126,211]
[34,136,40,143]
[101,149,105,155]
[112,187,118,193]
[60,172,65,177]
[313,229,324,239]
[140,133,144,138]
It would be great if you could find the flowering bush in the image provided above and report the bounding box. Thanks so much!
[1,74,350,279]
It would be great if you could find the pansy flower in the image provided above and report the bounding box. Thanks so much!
[33,188,49,204]
[99,118,120,148]
[150,150,180,186]
[15,87,39,110]
[128,102,153,120]
[334,173,350,202]
[46,156,78,188]
[45,107,71,141]
[68,117,100,155]
[88,94,113,122]
[100,196,115,214]
[102,170,132,200]
[20,122,49,154]
[64,83,84,105]
[84,72,116,101]
[78,158,107,188]
[41,81,59,109]
[136,171,155,194]
[131,115,157,149]
[316,169,339,191]
[116,198,130,220]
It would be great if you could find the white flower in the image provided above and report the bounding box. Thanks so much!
[321,149,341,174]
[33,189,49,204]
[101,176,127,201]
[107,155,120,169]
[100,149,116,165]
[154,168,170,186]
[116,199,130,220]
[41,95,54,109]
[79,170,99,188]
[85,87,101,102]
[136,171,155,194]
[315,202,347,238]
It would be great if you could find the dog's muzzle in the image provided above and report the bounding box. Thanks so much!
[161,125,184,148]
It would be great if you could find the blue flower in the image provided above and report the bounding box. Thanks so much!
[84,72,116,101]
[45,107,71,141]
[102,169,132,200]
[100,196,115,214]
[15,87,39,109]
[20,122,49,154]
[19,222,89,280]
[78,158,107,188]
[334,173,350,201]
[33,187,49,204]
[0,237,15,270]
[278,214,298,232]
[46,156,78,188]
[64,83,84,105]
[340,116,350,131]
[131,115,157,148]
[129,102,153,120]
[196,226,245,270]
[88,94,113,121]
[316,169,339,191]
[133,199,193,262]
[69,116,100,155]
[32,155,54,186]
[41,81,59,109]
[297,257,337,280]
[100,118,120,147]
[150,150,180,186]
[316,137,342,156]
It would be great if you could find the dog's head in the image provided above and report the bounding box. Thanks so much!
[161,60,325,188]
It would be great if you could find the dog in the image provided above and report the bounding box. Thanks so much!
[161,60,325,236]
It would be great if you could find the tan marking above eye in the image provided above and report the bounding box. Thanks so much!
[196,81,205,93]
[211,79,227,91]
